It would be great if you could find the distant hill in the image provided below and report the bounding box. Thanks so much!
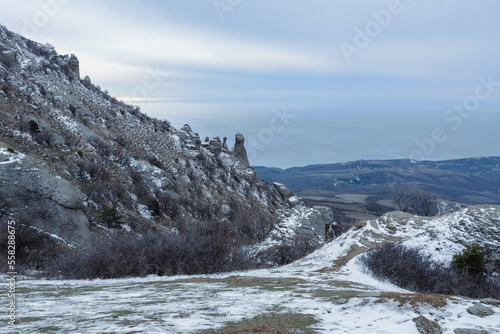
[256,157,500,205]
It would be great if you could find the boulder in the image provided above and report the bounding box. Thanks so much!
[288,195,305,207]
[300,206,333,240]
[453,329,488,334]
[0,42,18,71]
[269,205,333,243]
[480,298,500,307]
[467,303,494,318]
[273,182,291,198]
[412,316,442,334]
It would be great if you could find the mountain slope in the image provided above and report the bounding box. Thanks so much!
[0,24,332,267]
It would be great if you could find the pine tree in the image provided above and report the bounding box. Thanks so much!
[99,207,125,229]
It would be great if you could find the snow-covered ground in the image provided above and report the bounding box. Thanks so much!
[3,207,500,333]
[3,258,498,333]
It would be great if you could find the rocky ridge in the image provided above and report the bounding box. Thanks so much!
[0,24,331,255]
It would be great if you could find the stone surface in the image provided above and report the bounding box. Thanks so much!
[232,132,250,168]
[288,195,305,207]
[467,303,495,318]
[208,136,222,155]
[412,316,443,334]
[177,124,201,150]
[453,329,488,334]
[222,137,229,152]
[83,75,91,85]
[274,182,291,198]
[0,146,91,246]
[480,298,500,307]
[69,54,80,78]
[0,42,18,70]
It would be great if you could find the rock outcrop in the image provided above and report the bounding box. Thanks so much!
[69,54,80,79]
[454,329,488,334]
[260,182,334,244]
[0,42,18,70]
[222,137,229,152]
[232,132,250,168]
[412,316,442,334]
[208,136,222,155]
[176,124,201,150]
[0,146,91,246]
[467,303,494,318]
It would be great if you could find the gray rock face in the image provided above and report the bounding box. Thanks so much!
[300,206,333,240]
[454,329,488,334]
[69,54,80,79]
[288,196,303,207]
[0,146,91,246]
[274,182,291,198]
[467,303,494,318]
[222,137,229,152]
[177,124,201,150]
[0,42,18,71]
[83,75,91,86]
[208,136,222,155]
[273,182,307,208]
[268,204,334,244]
[480,298,500,307]
[412,316,442,334]
[232,133,250,168]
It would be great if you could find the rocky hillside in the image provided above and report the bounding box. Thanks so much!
[299,205,500,272]
[5,206,500,333]
[0,24,332,262]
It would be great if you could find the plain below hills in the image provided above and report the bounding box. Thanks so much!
[256,157,500,221]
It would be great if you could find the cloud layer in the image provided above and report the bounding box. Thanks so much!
[1,0,499,167]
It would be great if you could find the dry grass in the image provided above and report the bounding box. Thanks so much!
[198,312,318,334]
[376,292,452,309]
[353,221,367,230]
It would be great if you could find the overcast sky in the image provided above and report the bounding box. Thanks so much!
[1,0,500,168]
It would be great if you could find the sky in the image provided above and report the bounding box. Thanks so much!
[1,0,500,168]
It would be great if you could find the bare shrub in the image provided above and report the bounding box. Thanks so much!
[391,185,438,216]
[89,137,111,156]
[231,201,276,244]
[35,131,54,146]
[0,219,62,273]
[62,133,77,148]
[49,221,255,279]
[361,243,500,299]
[115,135,128,148]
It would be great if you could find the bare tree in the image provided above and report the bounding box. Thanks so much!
[392,184,438,216]
[413,188,438,216]
[392,184,413,212]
